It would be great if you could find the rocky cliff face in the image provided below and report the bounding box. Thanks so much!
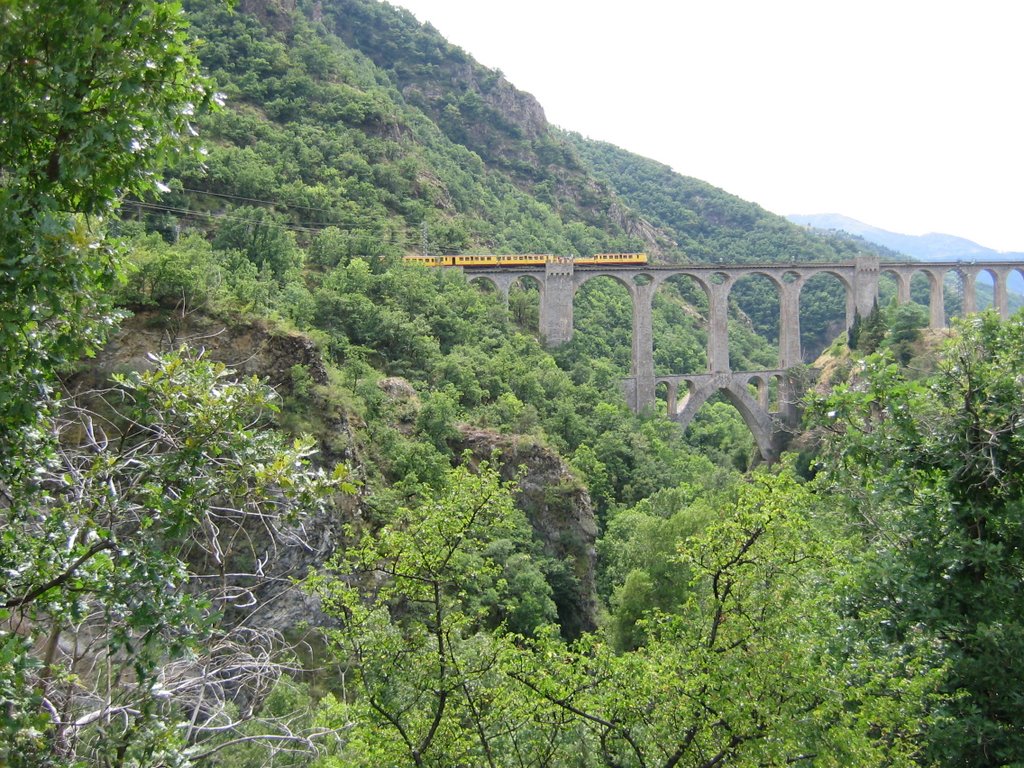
[76,313,600,637]
[71,309,328,394]
[456,428,599,637]
[67,310,344,630]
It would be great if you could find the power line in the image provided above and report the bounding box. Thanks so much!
[127,201,332,235]
[176,186,340,215]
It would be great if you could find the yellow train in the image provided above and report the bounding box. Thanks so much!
[577,252,648,266]
[403,253,648,267]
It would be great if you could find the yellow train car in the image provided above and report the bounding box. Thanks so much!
[452,254,555,267]
[403,254,552,267]
[403,254,448,267]
[402,252,648,267]
[575,252,648,266]
[451,255,500,267]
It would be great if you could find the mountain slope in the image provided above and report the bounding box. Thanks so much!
[173,0,886,268]
[176,0,657,257]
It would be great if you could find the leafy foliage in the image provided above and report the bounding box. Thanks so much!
[0,0,212,457]
[813,311,1024,765]
[10,1,1014,765]
[0,4,344,765]
[310,461,559,767]
[507,467,935,768]
[1,351,344,767]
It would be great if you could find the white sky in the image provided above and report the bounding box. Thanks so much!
[394,0,1024,253]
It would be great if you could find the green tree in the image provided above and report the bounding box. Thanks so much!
[509,468,935,767]
[847,310,862,350]
[854,301,886,354]
[0,3,347,765]
[1,351,343,767]
[118,231,225,311]
[309,462,563,767]
[598,485,716,651]
[883,301,928,364]
[813,310,1024,766]
[0,0,212,458]
[211,206,302,281]
[414,386,461,452]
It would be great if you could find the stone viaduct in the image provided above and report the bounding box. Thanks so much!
[467,256,1024,461]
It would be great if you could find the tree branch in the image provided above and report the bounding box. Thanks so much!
[3,539,115,609]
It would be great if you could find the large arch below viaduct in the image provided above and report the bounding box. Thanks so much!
[653,372,788,462]
[464,256,1024,461]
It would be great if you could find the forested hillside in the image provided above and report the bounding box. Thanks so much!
[160,0,873,364]
[168,0,649,259]
[5,1,1024,766]
[164,0,884,265]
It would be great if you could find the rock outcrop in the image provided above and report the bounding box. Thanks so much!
[456,427,599,637]
[70,309,328,395]
[73,313,600,637]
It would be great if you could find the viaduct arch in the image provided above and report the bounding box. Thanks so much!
[467,256,1024,461]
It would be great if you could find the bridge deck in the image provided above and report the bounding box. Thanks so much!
[463,259,1024,273]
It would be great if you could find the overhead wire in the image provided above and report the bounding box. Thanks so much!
[176,186,341,215]
[125,198,342,235]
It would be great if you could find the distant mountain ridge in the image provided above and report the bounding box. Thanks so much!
[787,214,1024,262]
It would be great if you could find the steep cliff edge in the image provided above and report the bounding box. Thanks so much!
[456,428,599,637]
[72,312,600,636]
[70,309,328,394]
